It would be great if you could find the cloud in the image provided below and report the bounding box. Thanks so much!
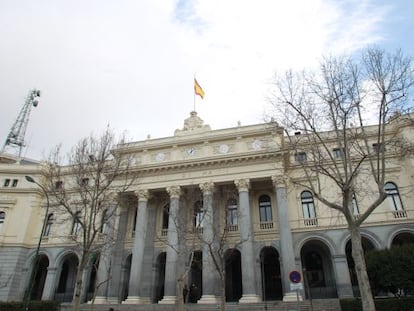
[0,0,399,160]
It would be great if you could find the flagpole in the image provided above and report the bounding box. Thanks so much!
[193,74,196,112]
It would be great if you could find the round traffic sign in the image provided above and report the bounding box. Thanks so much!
[289,270,302,283]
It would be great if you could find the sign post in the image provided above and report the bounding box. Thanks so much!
[289,270,302,311]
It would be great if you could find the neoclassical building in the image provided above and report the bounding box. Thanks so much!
[0,111,413,305]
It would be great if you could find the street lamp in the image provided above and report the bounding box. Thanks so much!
[22,175,50,311]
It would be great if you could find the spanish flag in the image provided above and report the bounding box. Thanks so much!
[194,78,205,99]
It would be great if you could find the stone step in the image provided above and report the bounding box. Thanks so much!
[60,299,341,311]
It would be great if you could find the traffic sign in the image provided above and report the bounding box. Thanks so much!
[289,270,302,283]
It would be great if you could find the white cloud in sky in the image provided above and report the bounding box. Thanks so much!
[0,0,403,159]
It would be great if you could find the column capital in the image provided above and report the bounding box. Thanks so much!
[135,189,150,202]
[272,175,289,188]
[166,186,181,198]
[199,181,214,195]
[235,179,250,192]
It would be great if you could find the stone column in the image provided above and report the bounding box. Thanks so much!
[94,202,117,304]
[107,207,128,303]
[272,176,301,301]
[332,254,354,298]
[235,179,260,303]
[198,182,220,304]
[124,189,151,304]
[159,186,181,304]
[41,267,57,300]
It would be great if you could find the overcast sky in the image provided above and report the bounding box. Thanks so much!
[0,0,413,160]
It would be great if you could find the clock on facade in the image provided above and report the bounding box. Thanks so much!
[219,144,229,154]
[187,147,197,156]
[155,152,165,162]
[252,139,262,150]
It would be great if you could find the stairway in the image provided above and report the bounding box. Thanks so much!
[60,299,341,311]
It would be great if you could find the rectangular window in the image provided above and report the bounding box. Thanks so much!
[372,143,385,153]
[295,152,307,162]
[81,178,89,187]
[3,179,10,187]
[11,179,18,187]
[55,181,63,190]
[333,148,344,158]
[227,206,238,225]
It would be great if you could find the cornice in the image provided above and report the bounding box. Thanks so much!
[128,149,286,175]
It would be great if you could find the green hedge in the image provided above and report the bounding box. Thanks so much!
[340,297,414,311]
[0,300,60,311]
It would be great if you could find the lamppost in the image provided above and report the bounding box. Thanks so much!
[22,175,50,311]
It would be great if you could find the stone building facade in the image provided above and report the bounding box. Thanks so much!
[0,111,413,304]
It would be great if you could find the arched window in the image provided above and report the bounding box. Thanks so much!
[44,213,54,237]
[226,198,238,225]
[71,211,81,235]
[301,191,316,219]
[385,182,404,211]
[162,204,169,229]
[194,200,204,228]
[100,209,108,234]
[352,194,359,215]
[0,211,5,232]
[259,195,272,222]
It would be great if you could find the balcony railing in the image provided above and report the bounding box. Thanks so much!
[304,218,318,226]
[259,221,274,230]
[393,210,407,218]
[225,224,238,232]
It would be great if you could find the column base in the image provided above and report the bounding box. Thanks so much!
[123,296,151,304]
[91,296,109,304]
[158,295,177,304]
[239,294,261,303]
[198,295,221,304]
[283,291,303,302]
[106,297,120,304]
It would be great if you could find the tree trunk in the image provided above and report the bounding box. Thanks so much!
[220,274,226,311]
[72,268,83,311]
[350,225,376,311]
[177,276,184,311]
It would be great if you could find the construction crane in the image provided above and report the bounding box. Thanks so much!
[2,89,41,157]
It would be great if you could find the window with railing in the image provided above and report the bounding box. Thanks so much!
[71,211,81,236]
[162,204,169,229]
[301,191,317,226]
[259,195,273,229]
[226,198,238,232]
[194,200,204,228]
[44,213,54,237]
[385,182,406,218]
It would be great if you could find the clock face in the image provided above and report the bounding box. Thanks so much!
[219,144,229,154]
[187,147,196,156]
[155,152,165,162]
[252,139,262,150]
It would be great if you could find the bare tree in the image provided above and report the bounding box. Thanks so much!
[268,48,414,311]
[43,127,135,311]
